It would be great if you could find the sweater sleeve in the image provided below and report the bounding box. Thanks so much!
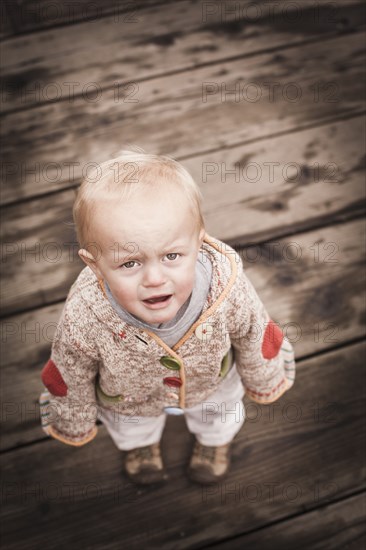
[39,318,100,446]
[228,261,296,404]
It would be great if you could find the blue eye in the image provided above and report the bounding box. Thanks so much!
[121,261,137,269]
[166,253,179,261]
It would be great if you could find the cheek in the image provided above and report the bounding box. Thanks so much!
[109,276,137,302]
[176,265,196,293]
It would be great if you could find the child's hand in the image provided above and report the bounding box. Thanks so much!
[39,388,52,436]
[284,375,295,391]
[282,340,295,392]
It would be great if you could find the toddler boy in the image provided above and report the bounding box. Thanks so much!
[39,150,296,485]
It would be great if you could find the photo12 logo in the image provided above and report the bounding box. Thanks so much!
[201,479,339,504]
[2,1,139,26]
[201,1,338,25]
[1,80,139,106]
[202,81,339,104]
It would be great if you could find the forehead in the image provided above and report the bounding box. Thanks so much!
[92,187,198,255]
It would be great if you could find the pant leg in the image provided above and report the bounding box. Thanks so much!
[183,364,245,446]
[98,405,167,451]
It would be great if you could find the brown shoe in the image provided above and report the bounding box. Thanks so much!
[187,441,232,484]
[124,443,167,485]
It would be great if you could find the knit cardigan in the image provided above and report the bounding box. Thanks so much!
[39,234,296,446]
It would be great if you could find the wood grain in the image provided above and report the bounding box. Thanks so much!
[0,1,14,39]
[207,492,366,549]
[1,31,365,204]
[1,340,365,548]
[3,0,182,34]
[184,116,366,243]
[1,188,79,315]
[2,1,364,111]
[1,218,364,449]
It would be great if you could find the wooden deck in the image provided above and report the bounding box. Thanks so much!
[1,1,365,548]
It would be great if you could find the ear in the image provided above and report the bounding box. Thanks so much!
[78,248,103,279]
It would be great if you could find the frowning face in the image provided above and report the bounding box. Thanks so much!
[80,186,205,325]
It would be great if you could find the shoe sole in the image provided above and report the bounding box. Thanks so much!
[125,467,168,486]
[187,465,229,485]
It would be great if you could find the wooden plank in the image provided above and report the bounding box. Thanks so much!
[0,1,14,39]
[1,116,365,315]
[0,188,80,316]
[2,1,364,111]
[1,341,365,549]
[1,30,365,204]
[209,492,366,549]
[0,304,67,451]
[183,116,366,243]
[3,0,179,34]
[1,217,365,449]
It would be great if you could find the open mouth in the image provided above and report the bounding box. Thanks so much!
[143,294,172,304]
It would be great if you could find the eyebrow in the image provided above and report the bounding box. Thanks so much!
[161,240,188,253]
[105,243,139,264]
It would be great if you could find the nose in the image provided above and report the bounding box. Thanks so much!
[142,262,167,288]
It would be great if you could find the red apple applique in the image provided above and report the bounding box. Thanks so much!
[41,359,68,397]
[262,319,284,359]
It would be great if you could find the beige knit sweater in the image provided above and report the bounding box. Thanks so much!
[39,234,296,446]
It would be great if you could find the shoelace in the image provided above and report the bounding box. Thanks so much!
[130,445,154,461]
[196,445,217,463]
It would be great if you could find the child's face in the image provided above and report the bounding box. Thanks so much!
[80,187,205,325]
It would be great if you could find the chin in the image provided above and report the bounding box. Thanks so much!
[147,312,175,324]
[145,307,179,324]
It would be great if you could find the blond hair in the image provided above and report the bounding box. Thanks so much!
[73,148,205,250]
